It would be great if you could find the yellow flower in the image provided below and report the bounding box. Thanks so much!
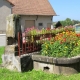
[65,46,68,48]
[63,32,65,34]
[44,42,47,45]
[73,41,75,43]
[45,51,48,54]
[50,42,54,44]
[46,45,48,49]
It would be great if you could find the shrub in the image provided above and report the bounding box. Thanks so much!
[41,30,80,58]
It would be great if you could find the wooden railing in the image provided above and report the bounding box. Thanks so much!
[18,32,55,56]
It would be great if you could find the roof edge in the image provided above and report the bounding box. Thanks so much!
[47,0,56,15]
[7,0,15,5]
[12,14,57,16]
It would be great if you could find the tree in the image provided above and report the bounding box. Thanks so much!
[53,18,80,27]
[72,20,80,25]
[65,18,72,26]
[60,18,73,27]
[60,21,66,27]
[55,21,62,28]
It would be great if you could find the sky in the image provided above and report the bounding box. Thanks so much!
[49,0,80,22]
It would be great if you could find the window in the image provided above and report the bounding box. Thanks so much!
[39,23,43,26]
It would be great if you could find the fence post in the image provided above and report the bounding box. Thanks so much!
[18,32,20,56]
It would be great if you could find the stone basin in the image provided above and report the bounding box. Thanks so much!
[32,55,80,75]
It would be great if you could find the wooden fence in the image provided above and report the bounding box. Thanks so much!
[17,32,55,56]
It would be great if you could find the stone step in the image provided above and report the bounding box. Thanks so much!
[2,54,21,72]
[5,45,16,54]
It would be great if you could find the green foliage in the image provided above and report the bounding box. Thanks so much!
[41,30,80,58]
[72,20,80,25]
[53,18,80,28]
[71,40,80,56]
[60,18,80,27]
[0,47,5,63]
[51,26,74,35]
[41,41,78,58]
[60,18,73,27]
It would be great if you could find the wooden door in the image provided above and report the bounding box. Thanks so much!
[25,20,35,28]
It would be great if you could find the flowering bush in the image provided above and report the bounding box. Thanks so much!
[24,26,74,36]
[41,30,80,58]
[24,26,75,45]
[25,27,52,35]
[51,26,74,34]
[25,26,39,36]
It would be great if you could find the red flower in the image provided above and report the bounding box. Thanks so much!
[60,41,63,44]
[46,27,50,30]
[63,38,66,42]
[76,34,80,37]
[48,37,51,40]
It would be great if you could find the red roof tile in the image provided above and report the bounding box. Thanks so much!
[8,0,56,16]
[7,0,18,5]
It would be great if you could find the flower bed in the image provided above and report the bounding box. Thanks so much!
[23,26,74,43]
[41,30,80,58]
[24,26,74,36]
[21,26,76,55]
[31,26,80,75]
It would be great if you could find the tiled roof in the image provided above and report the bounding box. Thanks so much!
[7,0,18,5]
[8,0,56,16]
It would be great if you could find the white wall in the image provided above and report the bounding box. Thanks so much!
[0,34,6,46]
[36,16,52,29]
[20,15,53,31]
[0,0,12,31]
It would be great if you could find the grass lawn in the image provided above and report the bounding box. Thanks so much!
[0,68,80,80]
[0,47,80,80]
[0,46,5,63]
